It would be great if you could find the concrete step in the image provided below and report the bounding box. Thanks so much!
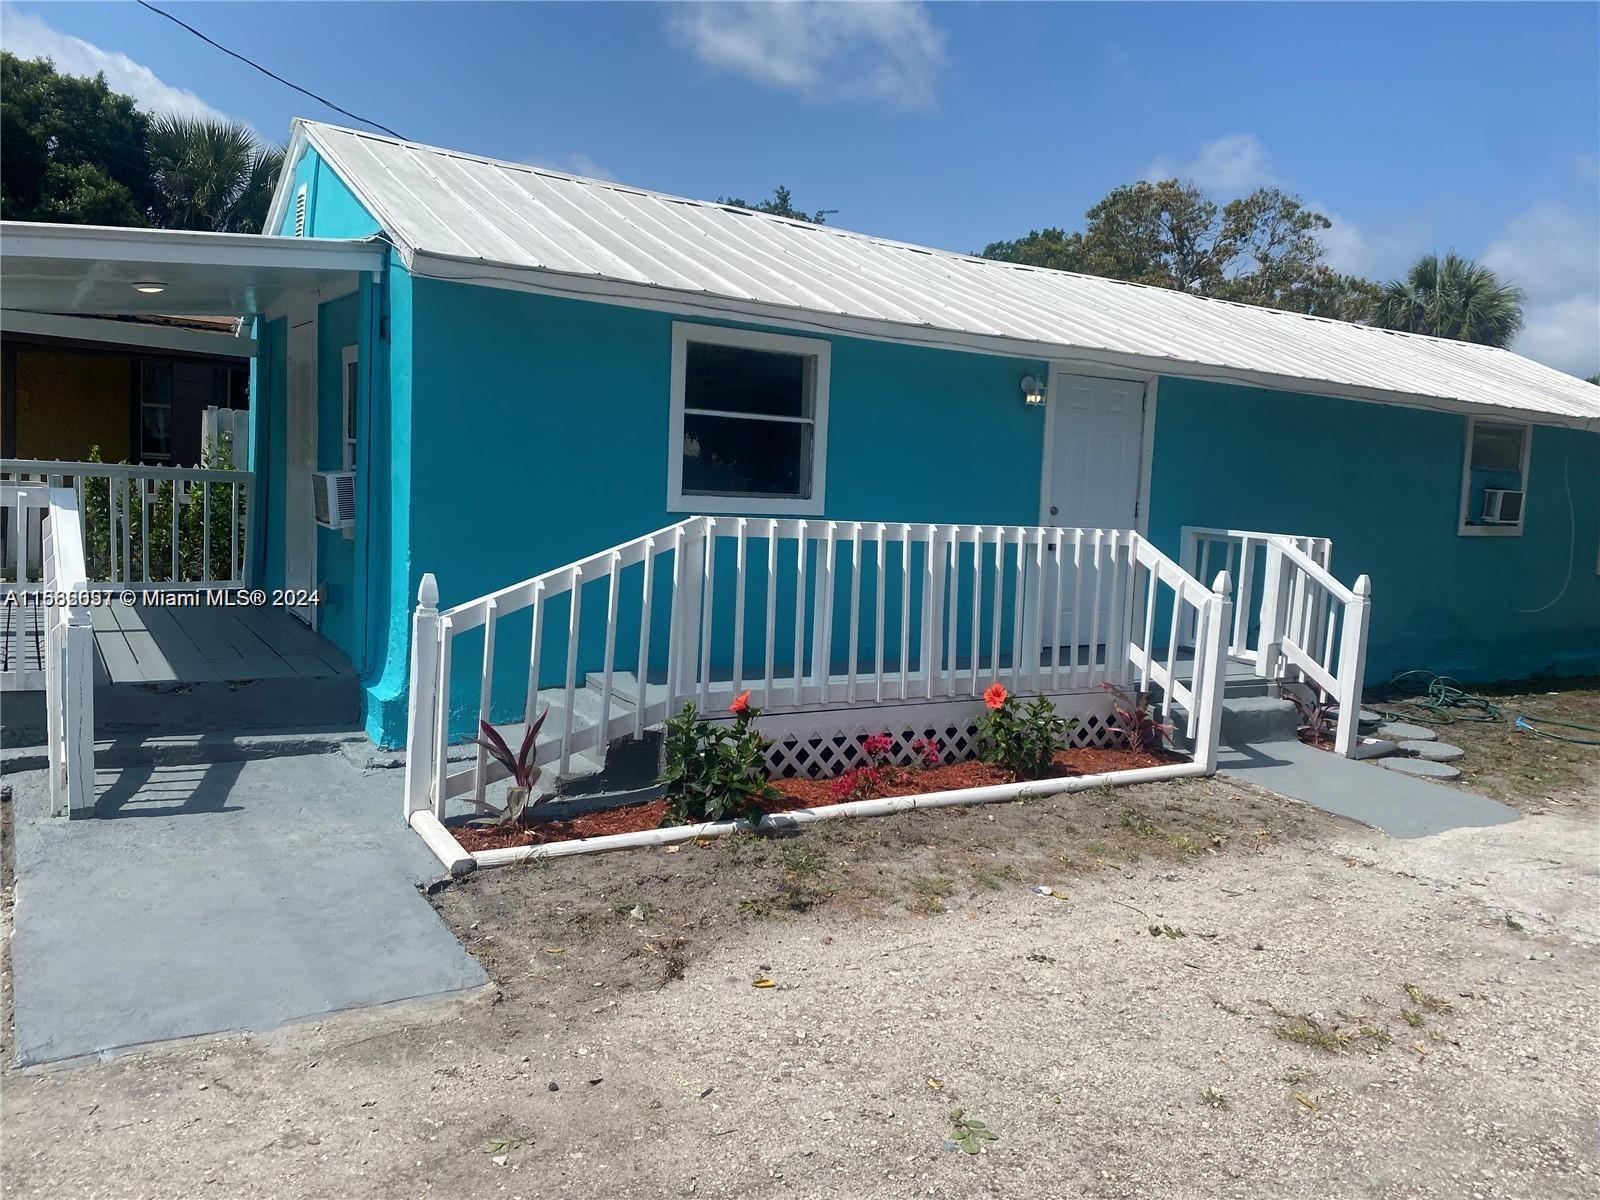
[1219,696,1301,746]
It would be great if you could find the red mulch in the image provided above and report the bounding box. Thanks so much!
[452,744,1187,853]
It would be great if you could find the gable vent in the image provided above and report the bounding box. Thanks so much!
[293,185,308,237]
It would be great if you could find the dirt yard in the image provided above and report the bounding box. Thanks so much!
[3,695,1598,1199]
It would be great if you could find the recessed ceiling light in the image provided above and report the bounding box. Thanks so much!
[132,282,166,294]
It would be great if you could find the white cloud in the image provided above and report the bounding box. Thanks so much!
[1483,203,1600,377]
[667,1,946,112]
[1144,134,1276,192]
[0,2,228,121]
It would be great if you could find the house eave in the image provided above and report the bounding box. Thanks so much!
[405,250,1600,434]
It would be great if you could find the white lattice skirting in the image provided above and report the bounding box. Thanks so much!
[753,692,1120,779]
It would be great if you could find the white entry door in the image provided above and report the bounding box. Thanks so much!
[285,315,317,625]
[1040,370,1146,656]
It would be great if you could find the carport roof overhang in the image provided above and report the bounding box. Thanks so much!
[0,221,385,317]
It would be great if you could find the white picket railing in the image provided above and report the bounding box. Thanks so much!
[406,517,1234,819]
[9,486,98,816]
[1181,525,1372,757]
[1258,538,1372,757]
[1179,526,1332,664]
[1,459,252,589]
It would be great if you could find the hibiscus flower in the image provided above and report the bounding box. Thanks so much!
[729,689,752,716]
[984,683,1008,710]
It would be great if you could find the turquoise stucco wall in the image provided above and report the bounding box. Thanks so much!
[355,278,1050,744]
[277,148,382,240]
[1146,377,1600,685]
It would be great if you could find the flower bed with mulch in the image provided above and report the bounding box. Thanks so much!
[451,744,1185,854]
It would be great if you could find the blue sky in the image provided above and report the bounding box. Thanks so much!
[4,1,1597,374]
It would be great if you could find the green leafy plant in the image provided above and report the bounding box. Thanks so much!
[977,684,1072,779]
[948,1108,1000,1155]
[658,691,777,826]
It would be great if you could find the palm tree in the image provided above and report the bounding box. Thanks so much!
[1370,252,1525,347]
[148,116,285,234]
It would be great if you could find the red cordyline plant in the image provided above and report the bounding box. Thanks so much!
[1100,683,1173,752]
[475,708,550,824]
[1279,681,1337,745]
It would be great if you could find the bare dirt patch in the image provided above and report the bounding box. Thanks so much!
[5,772,1596,1200]
[1370,679,1600,814]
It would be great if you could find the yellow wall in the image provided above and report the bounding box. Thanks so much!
[12,349,131,461]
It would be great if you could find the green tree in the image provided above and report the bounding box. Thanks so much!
[0,51,157,225]
[718,185,834,224]
[148,115,285,233]
[1369,253,1525,347]
[980,179,1385,323]
[978,226,1086,272]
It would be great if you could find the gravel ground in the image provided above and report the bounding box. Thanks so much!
[4,728,1597,1200]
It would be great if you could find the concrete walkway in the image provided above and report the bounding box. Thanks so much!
[7,742,485,1067]
[1218,737,1519,839]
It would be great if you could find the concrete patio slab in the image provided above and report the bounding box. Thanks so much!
[1218,737,1517,839]
[7,744,485,1067]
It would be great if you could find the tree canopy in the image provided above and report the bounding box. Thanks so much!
[1,51,283,233]
[718,185,835,225]
[1368,252,1525,348]
[1,51,158,226]
[980,179,1379,322]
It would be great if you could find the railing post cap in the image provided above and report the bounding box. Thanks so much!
[1354,574,1372,597]
[1211,569,1233,597]
[417,572,439,611]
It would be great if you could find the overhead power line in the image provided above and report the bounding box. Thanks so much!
[134,0,404,139]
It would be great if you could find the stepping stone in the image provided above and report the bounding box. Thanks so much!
[1401,739,1464,763]
[1329,707,1382,726]
[1376,720,1436,742]
[1378,757,1461,781]
[1351,738,1399,760]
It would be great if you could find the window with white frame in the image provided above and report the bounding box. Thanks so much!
[1458,416,1530,535]
[341,345,359,470]
[668,323,829,514]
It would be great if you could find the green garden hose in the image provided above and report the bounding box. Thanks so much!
[1514,715,1600,746]
[1374,670,1503,725]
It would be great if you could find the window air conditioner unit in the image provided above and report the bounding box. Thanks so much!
[1480,488,1523,526]
[313,470,356,529]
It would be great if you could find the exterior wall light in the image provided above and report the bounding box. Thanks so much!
[132,282,166,294]
[1020,374,1046,406]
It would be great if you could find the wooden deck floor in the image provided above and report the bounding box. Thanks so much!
[2,598,352,690]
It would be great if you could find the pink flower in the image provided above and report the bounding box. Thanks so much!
[912,737,942,768]
[984,683,1008,711]
[862,732,895,763]
[729,690,752,716]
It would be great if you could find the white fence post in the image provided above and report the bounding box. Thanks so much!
[1333,574,1373,758]
[1256,541,1286,680]
[58,612,96,816]
[403,573,441,821]
[1195,570,1233,774]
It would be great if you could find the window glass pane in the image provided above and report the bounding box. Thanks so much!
[171,361,212,406]
[141,404,172,458]
[682,413,809,498]
[685,342,808,418]
[140,359,173,407]
[1470,422,1524,471]
[345,361,359,442]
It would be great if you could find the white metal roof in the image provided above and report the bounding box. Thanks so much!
[279,120,1599,429]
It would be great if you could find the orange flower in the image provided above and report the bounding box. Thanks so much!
[984,683,1008,710]
[729,690,752,716]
